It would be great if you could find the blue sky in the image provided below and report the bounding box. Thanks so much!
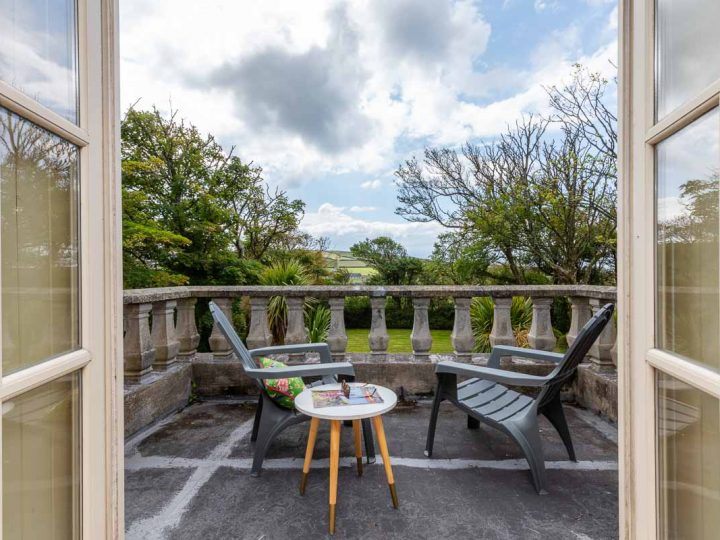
[120,0,617,257]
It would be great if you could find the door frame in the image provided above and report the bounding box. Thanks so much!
[620,0,720,537]
[0,0,122,537]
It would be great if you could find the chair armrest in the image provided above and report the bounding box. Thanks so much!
[487,346,564,368]
[436,361,553,387]
[245,362,355,380]
[250,343,333,363]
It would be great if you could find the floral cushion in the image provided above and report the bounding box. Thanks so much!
[257,356,306,409]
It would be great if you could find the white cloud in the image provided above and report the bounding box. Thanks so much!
[360,179,382,190]
[301,203,442,255]
[349,206,376,212]
[120,0,616,189]
[534,0,559,12]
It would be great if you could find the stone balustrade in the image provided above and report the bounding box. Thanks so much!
[122,285,617,384]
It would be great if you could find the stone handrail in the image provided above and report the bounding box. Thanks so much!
[122,285,616,384]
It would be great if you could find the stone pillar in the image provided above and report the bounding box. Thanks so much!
[411,297,432,358]
[176,297,200,360]
[589,298,616,370]
[124,303,155,383]
[528,297,556,351]
[327,297,348,360]
[246,296,272,349]
[285,297,308,344]
[567,297,592,348]
[209,297,233,357]
[451,297,474,360]
[368,296,389,357]
[489,297,515,347]
[151,300,179,370]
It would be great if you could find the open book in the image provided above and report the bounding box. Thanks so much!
[311,386,384,408]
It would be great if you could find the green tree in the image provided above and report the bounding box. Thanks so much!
[395,66,617,285]
[121,107,307,287]
[349,236,423,285]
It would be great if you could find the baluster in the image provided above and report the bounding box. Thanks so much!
[285,296,308,345]
[124,303,155,383]
[285,296,308,361]
[411,297,432,358]
[368,295,389,357]
[209,298,233,357]
[528,297,556,351]
[589,298,616,370]
[246,296,273,349]
[451,297,474,360]
[567,297,592,348]
[151,300,179,370]
[489,297,515,347]
[327,297,348,360]
[176,297,200,360]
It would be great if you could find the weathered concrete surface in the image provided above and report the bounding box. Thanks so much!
[191,353,259,397]
[126,401,618,540]
[574,365,618,422]
[124,363,192,437]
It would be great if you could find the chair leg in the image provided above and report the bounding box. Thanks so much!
[425,382,444,457]
[507,418,549,495]
[361,418,376,464]
[251,405,292,477]
[467,415,480,430]
[251,394,263,442]
[541,397,576,462]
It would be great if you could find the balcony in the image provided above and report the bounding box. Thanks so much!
[123,285,619,539]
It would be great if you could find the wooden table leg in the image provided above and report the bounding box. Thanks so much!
[352,420,363,476]
[329,420,341,534]
[299,417,319,495]
[372,415,398,508]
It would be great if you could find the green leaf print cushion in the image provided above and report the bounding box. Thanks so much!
[257,357,306,409]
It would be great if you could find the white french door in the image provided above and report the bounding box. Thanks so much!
[622,0,720,537]
[0,1,122,538]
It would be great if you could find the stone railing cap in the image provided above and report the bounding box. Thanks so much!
[123,284,616,304]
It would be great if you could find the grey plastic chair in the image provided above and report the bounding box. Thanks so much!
[425,303,614,494]
[209,301,375,476]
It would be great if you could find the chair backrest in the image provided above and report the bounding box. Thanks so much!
[537,303,614,409]
[208,300,258,375]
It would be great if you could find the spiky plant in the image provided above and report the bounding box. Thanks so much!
[259,259,310,344]
[306,305,331,343]
[471,296,533,353]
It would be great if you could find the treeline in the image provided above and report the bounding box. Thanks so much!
[122,107,330,289]
[121,64,618,351]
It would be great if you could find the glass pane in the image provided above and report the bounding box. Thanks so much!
[657,373,720,539]
[0,0,79,123]
[0,107,80,375]
[656,0,720,119]
[657,108,720,372]
[2,372,81,540]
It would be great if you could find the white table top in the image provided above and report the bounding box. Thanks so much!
[294,383,397,421]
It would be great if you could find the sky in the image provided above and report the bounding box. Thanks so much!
[119,0,618,257]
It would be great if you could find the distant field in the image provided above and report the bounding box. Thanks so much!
[346,328,454,354]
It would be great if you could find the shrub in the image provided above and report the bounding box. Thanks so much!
[470,296,533,353]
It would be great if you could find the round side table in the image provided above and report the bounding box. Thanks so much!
[294,383,398,535]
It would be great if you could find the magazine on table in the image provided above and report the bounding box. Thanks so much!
[311,385,384,408]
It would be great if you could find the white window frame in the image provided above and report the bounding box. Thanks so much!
[619,0,720,537]
[0,0,123,537]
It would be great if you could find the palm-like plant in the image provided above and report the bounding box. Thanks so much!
[259,259,310,344]
[305,305,331,343]
[471,296,533,353]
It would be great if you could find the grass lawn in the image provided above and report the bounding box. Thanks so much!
[346,328,454,354]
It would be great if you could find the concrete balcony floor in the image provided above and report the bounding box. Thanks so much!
[125,401,618,540]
